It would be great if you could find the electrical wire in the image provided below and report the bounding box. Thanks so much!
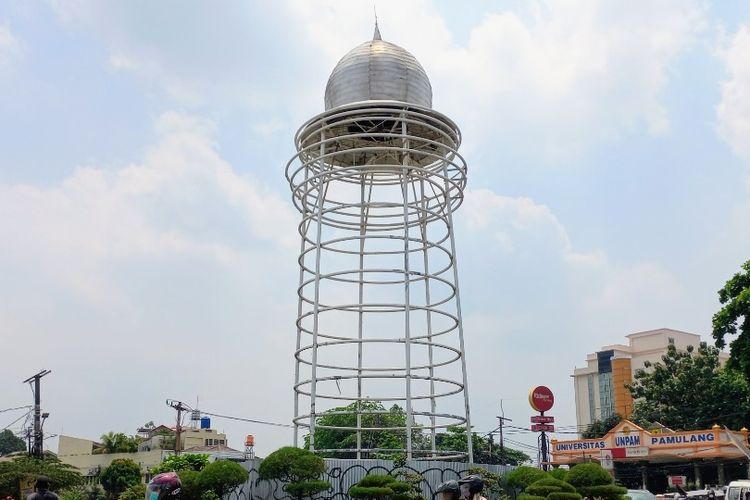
[0,405,31,414]
[201,411,294,429]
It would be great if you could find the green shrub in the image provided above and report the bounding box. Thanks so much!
[176,469,203,500]
[348,474,418,500]
[517,494,546,500]
[565,463,612,490]
[199,491,219,500]
[547,493,582,500]
[258,447,329,500]
[151,454,210,475]
[59,487,86,500]
[119,484,145,500]
[525,478,575,497]
[548,469,567,482]
[100,459,142,499]
[198,460,248,498]
[507,467,548,491]
[578,484,627,500]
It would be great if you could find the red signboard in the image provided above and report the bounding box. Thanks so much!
[531,415,555,424]
[529,386,555,412]
[531,424,555,432]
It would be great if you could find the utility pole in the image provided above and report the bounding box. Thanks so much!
[22,370,51,458]
[497,399,512,466]
[167,400,190,455]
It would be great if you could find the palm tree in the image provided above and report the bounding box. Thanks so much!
[94,432,140,454]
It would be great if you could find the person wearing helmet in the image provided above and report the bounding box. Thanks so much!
[27,476,59,500]
[436,480,461,500]
[146,472,181,500]
[458,475,486,500]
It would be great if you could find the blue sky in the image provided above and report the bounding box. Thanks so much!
[2,0,750,458]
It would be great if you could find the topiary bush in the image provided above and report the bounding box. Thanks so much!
[547,493,582,500]
[565,463,625,500]
[348,474,419,500]
[258,447,329,500]
[525,478,576,498]
[198,460,249,498]
[565,463,612,490]
[507,467,548,491]
[518,494,546,500]
[548,469,567,482]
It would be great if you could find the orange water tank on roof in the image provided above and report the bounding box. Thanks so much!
[245,435,255,447]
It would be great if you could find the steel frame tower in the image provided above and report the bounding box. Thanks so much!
[288,30,472,461]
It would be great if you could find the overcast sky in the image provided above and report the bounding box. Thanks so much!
[2,0,750,459]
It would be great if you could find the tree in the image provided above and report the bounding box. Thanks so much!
[198,460,249,498]
[100,459,141,499]
[713,260,750,383]
[506,466,548,491]
[258,447,329,500]
[305,402,421,459]
[151,454,210,474]
[96,433,140,454]
[0,429,26,456]
[627,342,750,430]
[581,414,622,439]
[436,426,531,466]
[0,454,83,499]
[566,463,626,500]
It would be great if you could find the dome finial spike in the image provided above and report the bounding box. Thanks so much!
[373,6,381,40]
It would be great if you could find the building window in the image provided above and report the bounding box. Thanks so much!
[219,440,225,445]
[668,337,675,345]
[587,374,596,424]
[598,372,614,419]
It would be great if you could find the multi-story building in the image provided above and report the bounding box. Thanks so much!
[58,419,243,480]
[572,328,728,433]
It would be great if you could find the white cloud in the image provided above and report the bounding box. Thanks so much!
[460,188,683,331]
[0,111,297,304]
[48,1,705,160]
[717,24,750,162]
[0,24,23,68]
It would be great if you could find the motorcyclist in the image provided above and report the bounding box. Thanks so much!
[146,472,182,500]
[436,480,461,500]
[458,475,486,500]
[26,476,59,500]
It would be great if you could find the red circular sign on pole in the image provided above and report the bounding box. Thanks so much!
[529,386,554,412]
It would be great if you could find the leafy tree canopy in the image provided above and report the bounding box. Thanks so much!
[581,414,622,439]
[306,403,530,464]
[100,459,141,498]
[0,454,83,498]
[436,426,531,466]
[151,454,209,474]
[0,429,26,456]
[304,402,417,459]
[628,342,750,430]
[198,460,248,499]
[95,433,141,454]
[713,260,750,383]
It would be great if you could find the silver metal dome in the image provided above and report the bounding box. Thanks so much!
[324,28,433,110]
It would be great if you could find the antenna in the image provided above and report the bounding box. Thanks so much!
[372,5,381,40]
